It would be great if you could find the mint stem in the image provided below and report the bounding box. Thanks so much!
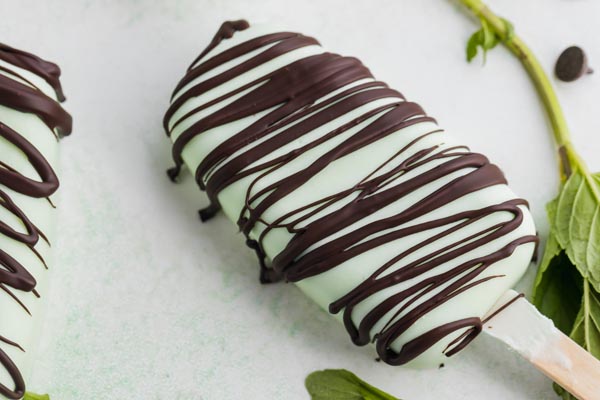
[457,0,577,181]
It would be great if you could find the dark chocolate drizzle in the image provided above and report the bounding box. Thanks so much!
[0,43,66,102]
[0,43,71,399]
[165,21,538,366]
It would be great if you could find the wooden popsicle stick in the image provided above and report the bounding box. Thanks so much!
[538,334,600,400]
[483,290,600,400]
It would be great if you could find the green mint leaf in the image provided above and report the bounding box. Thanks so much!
[466,30,481,62]
[532,243,582,334]
[356,376,401,400]
[465,20,499,64]
[23,393,50,400]
[305,369,365,400]
[533,199,583,334]
[569,283,600,356]
[552,171,600,291]
[553,382,576,400]
[305,369,400,400]
[480,20,499,55]
[554,280,600,398]
[532,202,560,298]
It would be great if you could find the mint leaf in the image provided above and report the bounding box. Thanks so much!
[552,171,600,291]
[533,199,583,333]
[23,393,50,400]
[466,31,481,62]
[465,24,498,63]
[570,283,600,356]
[553,281,600,399]
[532,245,582,334]
[305,369,400,400]
[465,18,515,63]
[533,170,600,398]
[554,382,576,400]
[480,20,498,56]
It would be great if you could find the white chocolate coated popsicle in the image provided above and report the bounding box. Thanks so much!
[164,21,536,368]
[0,44,71,398]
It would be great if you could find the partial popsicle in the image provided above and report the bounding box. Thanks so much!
[0,44,72,399]
[163,21,537,368]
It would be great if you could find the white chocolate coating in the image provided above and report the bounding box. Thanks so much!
[0,58,60,397]
[165,24,537,368]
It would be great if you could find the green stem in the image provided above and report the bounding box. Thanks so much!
[457,0,577,181]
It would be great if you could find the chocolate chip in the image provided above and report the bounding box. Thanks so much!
[555,46,593,82]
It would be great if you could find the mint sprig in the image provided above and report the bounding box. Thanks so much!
[542,170,600,292]
[23,392,50,400]
[305,369,400,400]
[455,1,600,398]
[533,173,600,399]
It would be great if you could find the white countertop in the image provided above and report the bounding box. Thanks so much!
[2,0,599,398]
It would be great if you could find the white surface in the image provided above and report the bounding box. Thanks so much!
[1,0,599,399]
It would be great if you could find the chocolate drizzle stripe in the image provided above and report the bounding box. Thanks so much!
[175,32,309,98]
[0,122,59,197]
[0,43,65,101]
[0,336,24,353]
[0,75,71,138]
[0,65,41,94]
[443,292,525,356]
[0,351,24,400]
[165,20,538,366]
[188,20,251,72]
[0,44,71,399]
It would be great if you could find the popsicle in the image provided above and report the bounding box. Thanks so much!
[163,20,538,369]
[0,43,71,399]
